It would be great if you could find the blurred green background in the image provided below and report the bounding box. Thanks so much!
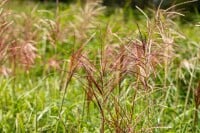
[34,0,200,12]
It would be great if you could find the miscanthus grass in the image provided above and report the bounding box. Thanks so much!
[0,0,199,132]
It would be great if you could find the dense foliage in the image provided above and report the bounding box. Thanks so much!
[0,0,200,132]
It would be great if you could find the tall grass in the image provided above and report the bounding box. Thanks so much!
[0,0,199,132]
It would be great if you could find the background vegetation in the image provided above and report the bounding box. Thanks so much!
[0,0,200,132]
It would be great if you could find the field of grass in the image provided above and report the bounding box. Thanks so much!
[0,0,200,132]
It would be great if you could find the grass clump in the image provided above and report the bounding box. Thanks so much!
[0,0,200,132]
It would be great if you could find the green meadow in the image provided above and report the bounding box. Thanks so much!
[0,0,200,132]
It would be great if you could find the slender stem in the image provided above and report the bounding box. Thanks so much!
[57,73,73,131]
[182,67,195,123]
[56,0,59,18]
[35,95,37,133]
